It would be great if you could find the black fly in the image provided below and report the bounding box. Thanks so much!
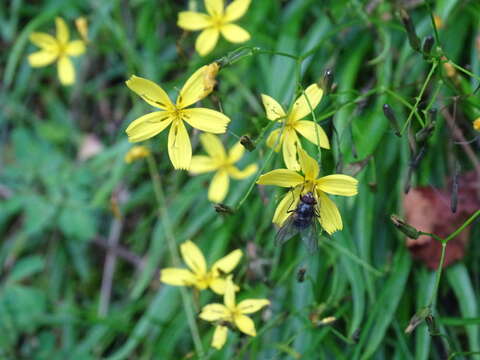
[276,191,320,252]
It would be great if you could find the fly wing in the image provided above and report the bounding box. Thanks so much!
[275,215,300,247]
[300,221,319,253]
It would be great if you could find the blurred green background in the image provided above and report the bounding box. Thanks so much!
[1,0,480,359]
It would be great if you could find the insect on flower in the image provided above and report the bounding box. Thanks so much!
[276,190,321,252]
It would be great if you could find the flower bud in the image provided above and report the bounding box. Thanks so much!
[405,307,431,334]
[214,203,235,215]
[422,35,434,57]
[400,9,421,52]
[320,68,334,94]
[383,104,401,137]
[391,214,420,239]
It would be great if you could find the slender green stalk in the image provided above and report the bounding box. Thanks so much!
[422,209,480,309]
[449,61,480,82]
[146,153,205,358]
[401,62,438,133]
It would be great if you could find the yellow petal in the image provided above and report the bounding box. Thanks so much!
[195,28,220,56]
[209,277,240,294]
[168,120,192,170]
[182,108,230,133]
[234,314,256,336]
[228,164,257,179]
[28,50,58,67]
[209,278,240,294]
[289,84,323,122]
[199,303,230,321]
[212,325,229,349]
[317,191,343,234]
[125,111,172,142]
[160,268,196,286]
[272,187,301,225]
[199,133,226,159]
[220,24,250,43]
[190,156,218,174]
[29,32,58,51]
[316,175,358,196]
[177,66,209,108]
[282,129,301,171]
[237,299,270,314]
[256,169,304,187]
[224,277,236,309]
[224,0,251,22]
[75,17,89,42]
[55,17,69,44]
[208,170,230,203]
[65,40,86,56]
[124,145,151,164]
[228,142,244,163]
[211,249,242,274]
[180,240,207,275]
[295,120,330,149]
[177,11,211,31]
[126,75,173,110]
[261,94,286,121]
[297,147,319,181]
[57,56,75,85]
[266,129,283,152]
[205,0,224,17]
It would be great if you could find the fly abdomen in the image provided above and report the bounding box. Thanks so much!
[293,203,315,229]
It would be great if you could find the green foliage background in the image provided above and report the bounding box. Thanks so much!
[1,0,480,359]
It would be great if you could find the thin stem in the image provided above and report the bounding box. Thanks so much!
[445,209,480,242]
[420,209,480,309]
[401,62,438,133]
[146,153,205,358]
[429,241,447,309]
[448,61,480,83]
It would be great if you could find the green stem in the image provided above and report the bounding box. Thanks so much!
[422,209,480,309]
[449,61,480,83]
[401,62,438,133]
[146,153,205,358]
[445,209,480,242]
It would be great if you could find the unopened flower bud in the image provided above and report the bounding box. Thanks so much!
[383,104,401,137]
[415,121,436,144]
[320,68,334,94]
[405,307,431,334]
[391,214,420,239]
[422,35,434,57]
[203,62,220,96]
[214,203,235,215]
[400,9,421,52]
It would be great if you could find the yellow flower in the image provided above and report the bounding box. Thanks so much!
[178,0,251,56]
[473,118,480,131]
[124,145,151,163]
[262,84,330,170]
[160,240,242,295]
[257,148,358,234]
[125,65,230,170]
[28,17,86,85]
[190,133,257,203]
[199,277,270,349]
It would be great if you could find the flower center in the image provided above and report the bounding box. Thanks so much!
[211,16,225,30]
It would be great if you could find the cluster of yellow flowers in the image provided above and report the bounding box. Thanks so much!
[161,240,269,349]
[28,0,360,350]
